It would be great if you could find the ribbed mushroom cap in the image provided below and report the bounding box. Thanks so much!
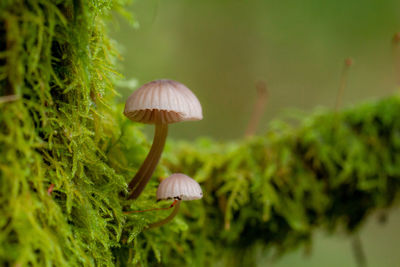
[124,79,203,124]
[156,173,203,201]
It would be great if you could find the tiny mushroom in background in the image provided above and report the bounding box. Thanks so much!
[147,173,203,229]
[124,79,203,199]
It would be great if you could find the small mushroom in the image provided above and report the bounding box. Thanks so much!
[124,80,202,199]
[148,173,203,229]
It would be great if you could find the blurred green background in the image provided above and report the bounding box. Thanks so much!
[111,0,400,266]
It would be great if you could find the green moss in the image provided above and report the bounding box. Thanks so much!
[1,1,400,266]
[163,97,400,265]
[0,0,131,265]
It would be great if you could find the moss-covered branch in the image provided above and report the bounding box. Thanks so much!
[1,0,400,266]
[114,96,400,266]
[161,97,400,265]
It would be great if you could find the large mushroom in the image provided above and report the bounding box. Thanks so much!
[148,173,203,229]
[124,79,202,199]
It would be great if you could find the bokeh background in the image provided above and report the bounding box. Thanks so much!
[111,0,400,266]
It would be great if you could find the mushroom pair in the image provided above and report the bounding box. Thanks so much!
[124,79,203,199]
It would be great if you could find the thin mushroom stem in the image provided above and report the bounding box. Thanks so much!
[124,199,179,214]
[245,81,268,137]
[351,234,367,267]
[0,94,19,104]
[128,123,168,199]
[147,200,181,229]
[335,58,353,112]
[392,33,400,88]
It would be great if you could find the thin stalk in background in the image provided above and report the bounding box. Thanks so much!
[335,58,353,112]
[245,80,268,137]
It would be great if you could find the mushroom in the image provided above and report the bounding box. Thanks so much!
[124,79,202,199]
[148,173,203,229]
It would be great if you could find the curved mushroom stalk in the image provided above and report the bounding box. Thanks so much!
[147,200,181,229]
[124,199,179,214]
[128,123,168,199]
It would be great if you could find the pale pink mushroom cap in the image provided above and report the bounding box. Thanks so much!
[124,79,203,124]
[156,173,203,201]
